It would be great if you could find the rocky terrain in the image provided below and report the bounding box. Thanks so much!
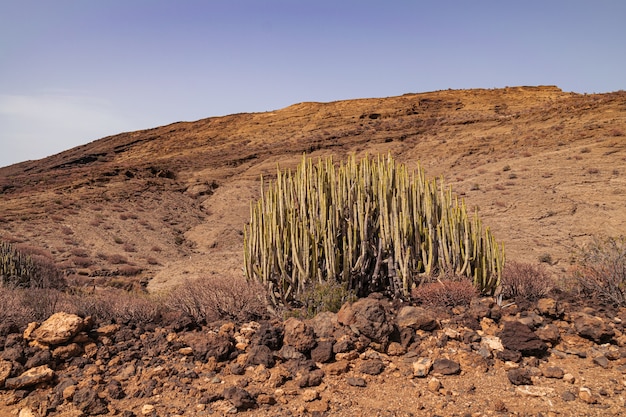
[1,86,626,416]
[3,294,626,416]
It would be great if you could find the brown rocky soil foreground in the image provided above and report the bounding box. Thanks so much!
[2,293,626,417]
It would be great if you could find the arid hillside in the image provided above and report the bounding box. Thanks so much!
[1,86,625,292]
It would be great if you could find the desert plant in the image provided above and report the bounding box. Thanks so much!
[573,236,626,306]
[244,154,504,307]
[411,278,478,307]
[1,241,64,289]
[501,261,552,301]
[290,281,357,319]
[165,276,269,325]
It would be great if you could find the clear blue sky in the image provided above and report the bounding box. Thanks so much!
[1,1,625,168]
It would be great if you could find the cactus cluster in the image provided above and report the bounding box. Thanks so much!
[244,154,504,306]
[1,241,63,288]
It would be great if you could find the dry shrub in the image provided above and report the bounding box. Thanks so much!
[108,254,129,264]
[573,236,626,306]
[412,279,478,307]
[69,287,163,325]
[0,287,75,329]
[71,256,93,268]
[118,265,142,276]
[501,261,552,301]
[165,276,269,325]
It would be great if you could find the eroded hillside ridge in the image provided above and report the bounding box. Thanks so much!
[0,86,625,290]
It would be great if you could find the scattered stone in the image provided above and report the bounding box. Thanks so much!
[579,387,597,404]
[542,366,564,379]
[593,355,609,368]
[106,379,126,400]
[24,349,52,369]
[432,358,461,375]
[386,341,406,356]
[536,298,564,318]
[18,409,36,417]
[358,359,385,375]
[507,368,532,386]
[306,398,330,413]
[29,312,85,346]
[283,318,317,353]
[5,365,54,389]
[396,306,438,331]
[338,297,395,343]
[246,344,275,368]
[256,393,276,405]
[412,357,433,378]
[492,399,507,412]
[535,324,561,345]
[309,311,338,338]
[574,314,614,344]
[297,369,325,388]
[0,359,12,387]
[301,389,319,402]
[223,386,256,410]
[52,342,83,360]
[427,377,442,393]
[499,321,547,357]
[563,373,576,384]
[481,336,504,352]
[346,377,367,387]
[141,404,155,415]
[561,390,577,401]
[496,349,522,363]
[325,360,350,376]
[516,386,555,397]
[73,386,109,415]
[310,340,334,363]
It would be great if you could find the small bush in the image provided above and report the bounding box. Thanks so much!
[501,261,552,301]
[290,281,357,319]
[573,236,626,306]
[411,278,478,307]
[69,287,164,325]
[165,276,269,325]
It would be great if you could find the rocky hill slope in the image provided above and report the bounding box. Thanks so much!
[1,86,625,292]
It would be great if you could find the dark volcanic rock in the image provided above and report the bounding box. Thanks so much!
[507,368,532,386]
[246,344,275,368]
[310,340,334,363]
[24,349,53,370]
[574,313,614,344]
[358,359,385,375]
[251,321,284,351]
[4,365,54,389]
[73,386,109,415]
[396,306,438,332]
[432,358,461,375]
[283,318,317,353]
[499,321,548,357]
[223,386,256,410]
[338,297,395,343]
[346,376,367,387]
[297,368,325,388]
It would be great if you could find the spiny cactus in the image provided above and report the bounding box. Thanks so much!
[244,154,504,306]
[1,241,64,288]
